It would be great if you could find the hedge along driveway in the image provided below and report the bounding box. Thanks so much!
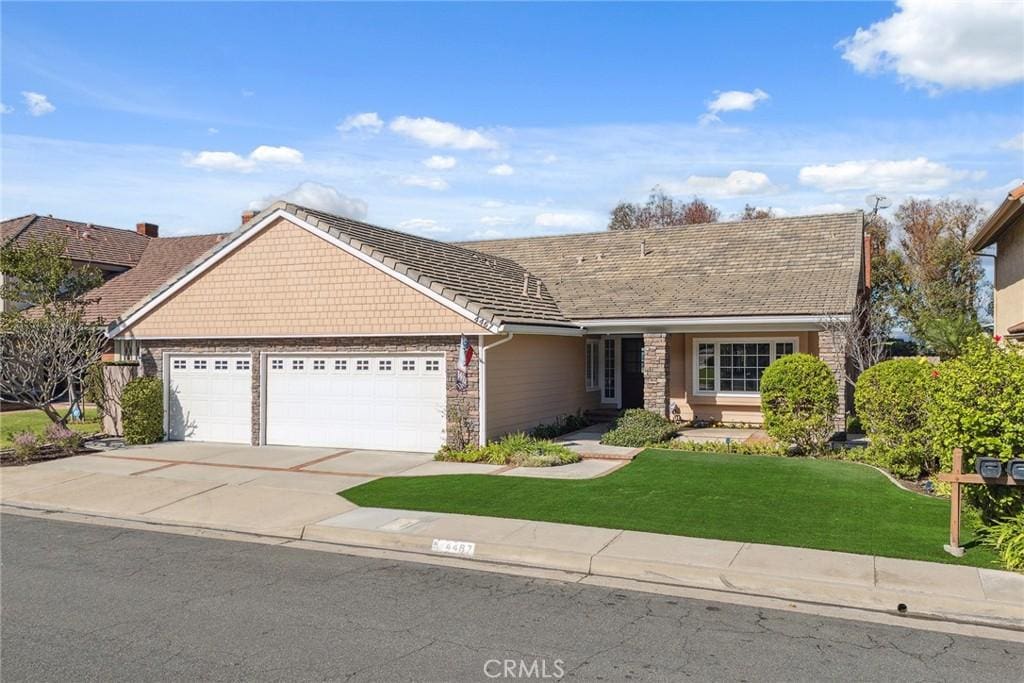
[342,450,999,568]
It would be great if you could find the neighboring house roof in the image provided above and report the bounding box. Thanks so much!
[112,203,865,336]
[1008,321,1024,336]
[83,233,227,322]
[968,183,1024,252]
[460,212,865,319]
[1,214,151,268]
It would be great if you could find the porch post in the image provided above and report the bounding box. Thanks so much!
[815,330,846,431]
[643,333,670,417]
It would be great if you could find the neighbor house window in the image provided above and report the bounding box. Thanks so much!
[585,340,599,391]
[694,339,797,395]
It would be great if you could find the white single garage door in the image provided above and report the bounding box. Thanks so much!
[167,355,253,444]
[265,354,446,452]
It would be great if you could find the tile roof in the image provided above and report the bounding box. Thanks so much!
[1,214,150,268]
[459,212,865,319]
[84,233,226,322]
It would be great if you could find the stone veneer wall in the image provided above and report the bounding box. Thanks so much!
[642,333,671,416]
[814,330,847,430]
[139,336,479,448]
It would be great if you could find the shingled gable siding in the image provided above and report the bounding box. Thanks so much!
[138,337,479,448]
[128,217,490,338]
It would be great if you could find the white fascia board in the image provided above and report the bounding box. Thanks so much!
[107,209,500,338]
[576,315,849,334]
[499,323,585,336]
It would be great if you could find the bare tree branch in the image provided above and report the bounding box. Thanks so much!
[821,296,890,390]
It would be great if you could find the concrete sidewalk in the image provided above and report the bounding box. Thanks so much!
[2,455,1021,631]
[304,507,1023,630]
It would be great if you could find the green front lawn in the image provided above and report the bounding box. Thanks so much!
[342,449,999,568]
[0,408,101,448]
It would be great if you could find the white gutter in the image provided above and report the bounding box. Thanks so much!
[477,332,515,446]
[575,314,849,332]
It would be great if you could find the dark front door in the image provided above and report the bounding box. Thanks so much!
[621,338,645,409]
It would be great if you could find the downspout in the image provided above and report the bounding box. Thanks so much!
[478,332,515,446]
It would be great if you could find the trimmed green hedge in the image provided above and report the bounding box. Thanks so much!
[122,376,164,445]
[760,353,837,454]
[601,409,679,447]
[854,358,935,479]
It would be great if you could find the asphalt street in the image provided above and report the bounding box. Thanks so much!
[1,513,1021,681]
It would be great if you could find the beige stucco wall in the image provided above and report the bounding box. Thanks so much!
[995,215,1024,337]
[669,331,817,424]
[127,217,489,338]
[484,334,600,440]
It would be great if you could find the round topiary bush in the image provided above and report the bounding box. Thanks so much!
[926,335,1024,522]
[121,376,164,445]
[760,353,838,454]
[854,358,935,479]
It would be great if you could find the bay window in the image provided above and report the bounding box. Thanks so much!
[694,339,796,395]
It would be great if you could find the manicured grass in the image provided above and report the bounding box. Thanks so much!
[342,449,999,568]
[0,408,101,448]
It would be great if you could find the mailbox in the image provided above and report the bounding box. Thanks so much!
[1008,459,1024,481]
[975,457,1004,479]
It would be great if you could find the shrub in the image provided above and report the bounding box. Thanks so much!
[44,422,83,455]
[760,353,838,454]
[926,335,1024,522]
[529,412,591,439]
[121,376,164,445]
[854,358,935,479]
[11,432,41,462]
[977,511,1024,573]
[600,409,679,447]
[658,439,789,456]
[436,432,580,467]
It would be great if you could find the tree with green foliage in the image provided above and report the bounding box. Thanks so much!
[0,236,107,425]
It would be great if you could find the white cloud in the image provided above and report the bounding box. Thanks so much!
[480,215,515,226]
[338,112,383,133]
[186,145,304,172]
[662,170,777,198]
[397,218,450,234]
[423,155,457,170]
[21,91,55,116]
[481,200,505,208]
[838,0,1024,91]
[533,212,599,230]
[389,116,499,150]
[799,203,850,215]
[0,103,12,114]
[468,228,507,239]
[542,154,559,164]
[207,127,219,135]
[400,175,449,191]
[248,145,304,165]
[488,164,515,176]
[241,89,255,97]
[798,157,969,192]
[999,132,1024,152]
[249,181,367,220]
[700,88,769,124]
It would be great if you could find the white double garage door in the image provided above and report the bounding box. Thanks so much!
[167,353,446,452]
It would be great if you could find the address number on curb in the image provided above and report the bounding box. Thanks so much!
[431,539,476,556]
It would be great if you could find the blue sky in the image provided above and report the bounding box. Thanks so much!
[2,1,1022,238]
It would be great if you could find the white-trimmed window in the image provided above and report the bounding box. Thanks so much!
[694,338,797,395]
[585,340,600,391]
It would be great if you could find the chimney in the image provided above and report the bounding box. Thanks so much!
[640,239,647,257]
[241,210,259,225]
[136,222,159,238]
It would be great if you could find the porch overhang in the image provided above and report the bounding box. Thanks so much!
[574,315,850,335]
